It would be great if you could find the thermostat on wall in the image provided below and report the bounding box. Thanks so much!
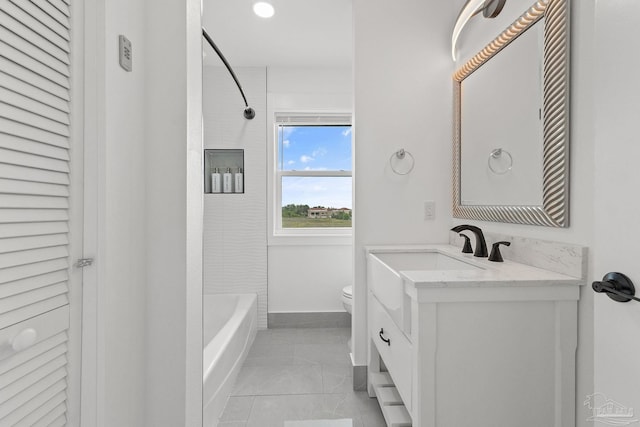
[119,35,132,72]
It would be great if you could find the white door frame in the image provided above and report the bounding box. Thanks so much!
[592,0,640,420]
[66,0,87,424]
[77,0,104,425]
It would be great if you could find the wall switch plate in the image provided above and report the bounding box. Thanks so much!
[424,201,435,220]
[119,35,132,72]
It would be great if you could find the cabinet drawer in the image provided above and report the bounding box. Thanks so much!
[369,294,412,413]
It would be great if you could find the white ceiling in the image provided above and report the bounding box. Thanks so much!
[202,0,353,68]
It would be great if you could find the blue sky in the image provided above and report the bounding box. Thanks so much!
[279,125,352,209]
[279,125,352,171]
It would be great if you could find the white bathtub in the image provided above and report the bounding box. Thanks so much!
[203,293,257,426]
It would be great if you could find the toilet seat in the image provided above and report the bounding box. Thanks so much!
[342,285,352,299]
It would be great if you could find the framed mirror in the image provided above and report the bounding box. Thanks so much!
[452,0,570,227]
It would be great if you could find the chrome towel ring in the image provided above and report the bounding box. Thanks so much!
[487,148,513,175]
[390,149,415,175]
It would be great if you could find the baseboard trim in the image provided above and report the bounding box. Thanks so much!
[267,311,351,328]
[353,364,367,391]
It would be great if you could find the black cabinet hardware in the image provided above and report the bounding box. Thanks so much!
[379,328,391,346]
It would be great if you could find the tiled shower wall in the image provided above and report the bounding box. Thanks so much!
[203,66,268,328]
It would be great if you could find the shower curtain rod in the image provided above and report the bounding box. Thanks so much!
[202,28,256,120]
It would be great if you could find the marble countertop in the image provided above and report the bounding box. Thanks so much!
[366,244,584,288]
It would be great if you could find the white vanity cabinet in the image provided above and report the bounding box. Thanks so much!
[366,245,583,427]
[369,293,413,413]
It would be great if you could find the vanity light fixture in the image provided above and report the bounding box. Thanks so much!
[253,1,275,18]
[451,0,507,61]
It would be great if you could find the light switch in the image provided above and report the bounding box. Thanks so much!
[424,201,435,220]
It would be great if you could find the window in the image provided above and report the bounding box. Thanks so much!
[274,114,352,235]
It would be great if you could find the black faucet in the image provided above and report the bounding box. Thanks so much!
[488,241,511,262]
[450,225,488,257]
[459,233,473,254]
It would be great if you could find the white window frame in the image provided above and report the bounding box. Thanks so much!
[272,113,353,242]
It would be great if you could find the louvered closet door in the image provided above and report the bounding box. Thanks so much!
[0,0,75,425]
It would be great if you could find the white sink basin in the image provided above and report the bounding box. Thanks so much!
[367,250,482,333]
[373,251,480,272]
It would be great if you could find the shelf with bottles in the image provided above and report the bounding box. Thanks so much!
[204,149,244,194]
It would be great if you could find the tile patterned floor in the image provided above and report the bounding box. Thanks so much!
[218,328,386,427]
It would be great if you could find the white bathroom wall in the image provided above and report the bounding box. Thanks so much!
[266,67,352,112]
[352,0,460,367]
[267,67,353,314]
[268,245,352,312]
[144,1,203,426]
[86,1,203,424]
[103,3,149,424]
[203,66,268,328]
[84,0,148,424]
[86,0,203,425]
[451,1,596,425]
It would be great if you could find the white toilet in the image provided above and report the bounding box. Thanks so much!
[342,285,353,314]
[342,285,353,351]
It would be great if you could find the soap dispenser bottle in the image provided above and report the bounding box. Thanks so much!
[234,167,244,193]
[223,167,233,193]
[211,168,221,193]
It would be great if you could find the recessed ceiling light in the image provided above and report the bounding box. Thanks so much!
[253,2,275,18]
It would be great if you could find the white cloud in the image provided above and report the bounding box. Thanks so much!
[281,127,295,138]
[287,160,295,165]
[312,147,327,157]
[300,155,314,163]
[282,139,290,148]
[342,128,352,137]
